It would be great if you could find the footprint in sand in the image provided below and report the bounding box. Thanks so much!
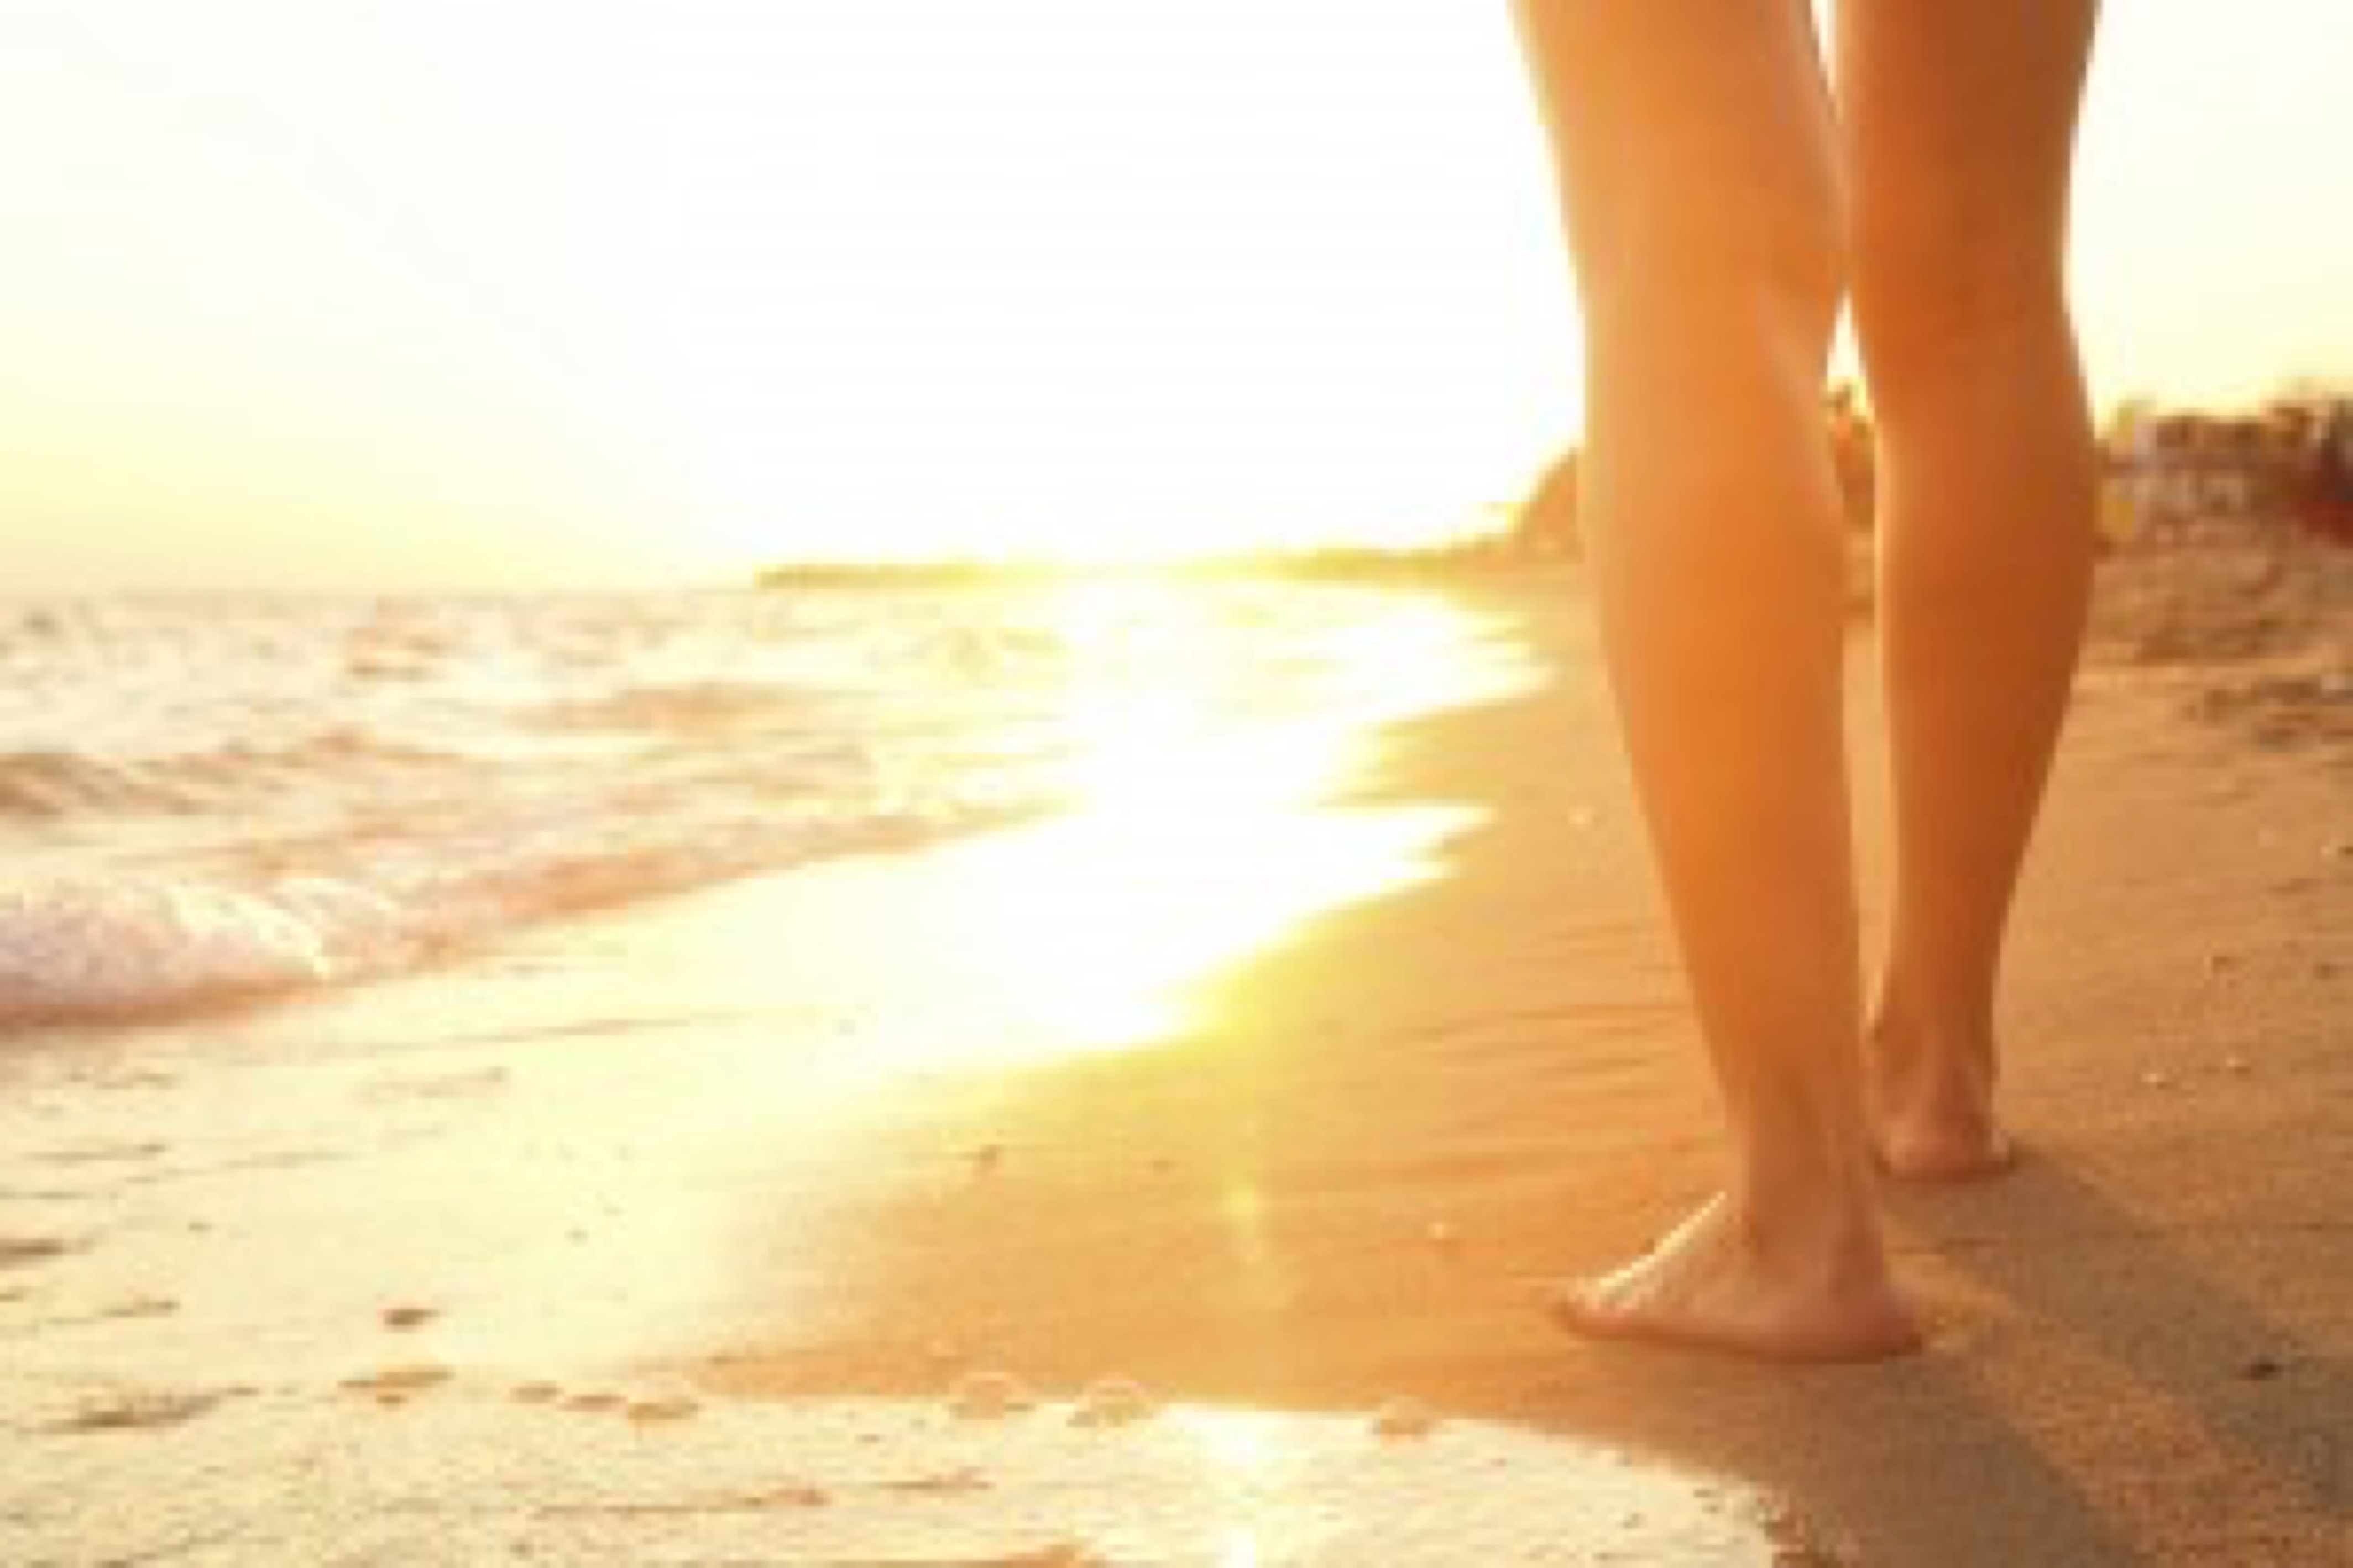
[48,1387,237,1435]
[624,1396,700,1425]
[560,1391,626,1413]
[0,1234,84,1270]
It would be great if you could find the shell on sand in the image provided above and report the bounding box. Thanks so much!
[1370,1397,1438,1440]
[1069,1376,1157,1428]
[948,1369,1035,1420]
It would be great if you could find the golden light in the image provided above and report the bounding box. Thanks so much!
[1184,1406,1291,1481]
[6,5,2353,587]
[571,579,1525,1080]
[937,579,1512,1059]
[0,1,1575,588]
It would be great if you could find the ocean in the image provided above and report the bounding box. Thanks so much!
[0,579,1535,1029]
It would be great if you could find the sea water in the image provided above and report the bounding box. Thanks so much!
[0,580,1532,1027]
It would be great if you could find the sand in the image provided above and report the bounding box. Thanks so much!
[4,537,2348,1564]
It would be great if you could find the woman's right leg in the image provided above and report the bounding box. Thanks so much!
[1514,0,1915,1359]
[1840,1,2100,1181]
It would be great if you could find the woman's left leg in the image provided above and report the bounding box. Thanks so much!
[1513,0,1916,1360]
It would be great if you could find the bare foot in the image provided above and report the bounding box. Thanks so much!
[1868,1015,2013,1182]
[1549,1195,1921,1362]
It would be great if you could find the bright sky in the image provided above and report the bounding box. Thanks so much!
[4,1,2350,589]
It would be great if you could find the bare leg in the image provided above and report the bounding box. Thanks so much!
[1515,0,1915,1360]
[1842,2,2100,1181]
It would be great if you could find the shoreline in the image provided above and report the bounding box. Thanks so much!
[3,549,2347,1562]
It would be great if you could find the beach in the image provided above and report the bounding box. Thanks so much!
[3,543,2347,1564]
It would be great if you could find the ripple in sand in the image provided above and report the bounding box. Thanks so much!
[877,1466,992,1496]
[63,1293,177,1326]
[365,1067,511,1100]
[34,1140,165,1166]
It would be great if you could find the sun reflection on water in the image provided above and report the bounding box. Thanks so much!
[579,579,1533,1087]
[932,578,1529,1061]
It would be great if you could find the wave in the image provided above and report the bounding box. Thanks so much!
[0,877,409,1026]
[0,735,461,822]
[0,750,198,819]
[0,579,1522,1030]
[0,794,1016,1028]
[529,678,817,733]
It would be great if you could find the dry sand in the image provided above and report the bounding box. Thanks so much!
[3,538,2347,1563]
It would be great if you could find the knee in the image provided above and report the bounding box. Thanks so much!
[1579,176,1847,347]
[1850,221,2070,407]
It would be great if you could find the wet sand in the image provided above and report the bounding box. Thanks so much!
[4,542,2349,1562]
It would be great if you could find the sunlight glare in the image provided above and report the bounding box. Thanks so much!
[944,581,1497,1055]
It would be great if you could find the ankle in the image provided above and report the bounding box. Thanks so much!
[1730,1123,1880,1237]
[1870,985,1996,1083]
[1723,1182,1889,1284]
